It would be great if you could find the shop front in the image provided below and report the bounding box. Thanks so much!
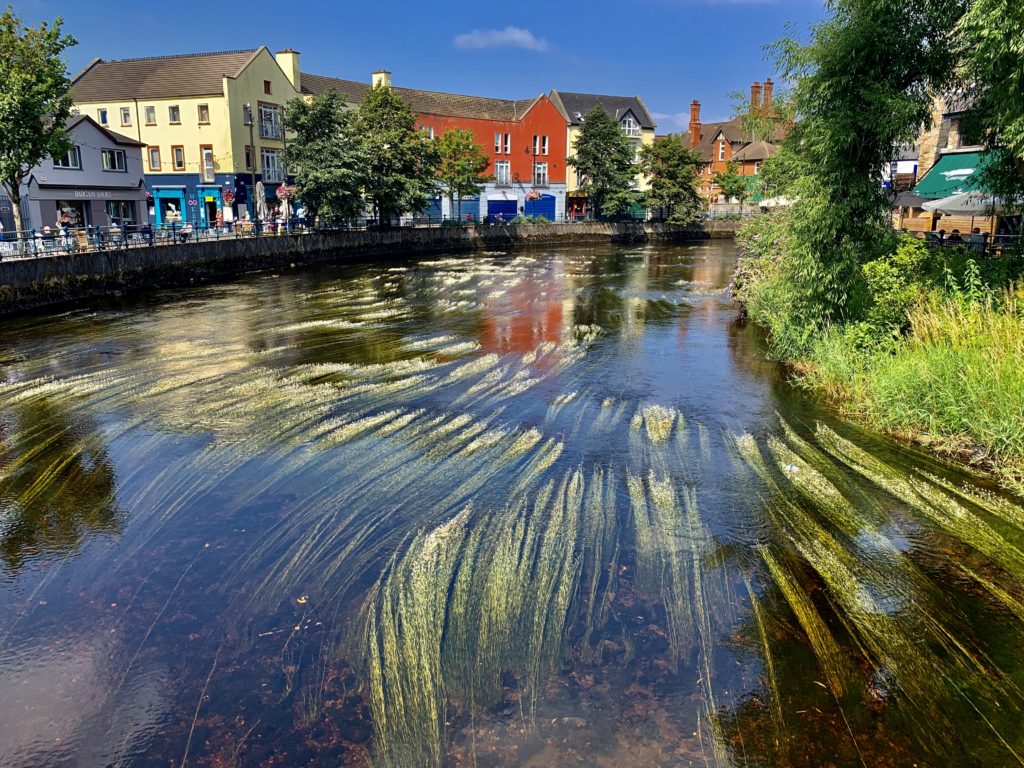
[153,187,187,228]
[23,181,149,232]
[197,186,223,228]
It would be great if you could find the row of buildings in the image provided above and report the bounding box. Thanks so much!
[2,46,665,232]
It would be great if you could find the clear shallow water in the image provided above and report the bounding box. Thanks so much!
[1,241,1024,767]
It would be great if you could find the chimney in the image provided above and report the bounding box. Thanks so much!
[688,99,701,149]
[371,69,392,89]
[763,78,774,114]
[750,82,762,114]
[275,49,301,92]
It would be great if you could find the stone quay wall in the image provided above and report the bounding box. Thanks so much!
[0,220,739,317]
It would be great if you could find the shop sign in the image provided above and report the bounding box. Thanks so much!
[73,190,113,199]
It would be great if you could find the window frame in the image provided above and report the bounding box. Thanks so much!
[105,200,136,225]
[120,106,132,127]
[503,133,511,154]
[244,144,253,171]
[147,146,161,171]
[718,140,726,161]
[168,104,181,124]
[260,147,284,183]
[494,132,502,153]
[258,102,283,140]
[533,161,549,187]
[197,103,210,124]
[171,145,185,171]
[144,105,156,125]
[53,145,82,169]
[621,115,641,138]
[541,135,548,156]
[97,108,108,126]
[199,144,215,182]
[263,80,273,95]
[101,148,127,172]
[494,159,511,186]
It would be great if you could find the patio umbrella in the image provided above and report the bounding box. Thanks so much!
[254,181,269,223]
[921,191,1005,216]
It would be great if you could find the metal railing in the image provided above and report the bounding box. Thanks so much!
[0,213,683,261]
[899,228,1022,257]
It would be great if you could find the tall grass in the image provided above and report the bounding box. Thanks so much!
[805,286,1024,493]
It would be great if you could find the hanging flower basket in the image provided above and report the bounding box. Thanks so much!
[525,189,542,201]
[276,184,296,200]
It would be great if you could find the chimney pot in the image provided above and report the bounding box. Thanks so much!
[688,99,702,149]
[763,78,774,113]
[750,82,762,114]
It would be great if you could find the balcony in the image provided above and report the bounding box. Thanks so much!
[259,122,284,141]
[262,168,285,183]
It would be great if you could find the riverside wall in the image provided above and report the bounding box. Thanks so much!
[0,220,739,316]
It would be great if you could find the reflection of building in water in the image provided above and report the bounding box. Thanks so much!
[477,267,570,355]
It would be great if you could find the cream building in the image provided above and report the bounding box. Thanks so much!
[71,47,303,227]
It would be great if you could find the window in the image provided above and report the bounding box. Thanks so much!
[533,161,548,187]
[244,145,253,171]
[97,108,108,125]
[533,135,539,155]
[53,146,81,169]
[541,135,548,156]
[754,161,761,175]
[168,105,181,124]
[494,160,511,186]
[621,115,641,138]
[148,146,161,171]
[120,107,132,126]
[259,103,283,140]
[105,200,135,225]
[718,140,726,161]
[503,133,511,154]
[261,148,283,182]
[101,148,126,171]
[197,103,210,124]
[494,132,502,153]
[144,105,156,125]
[172,145,185,170]
[264,80,272,95]
[200,145,215,182]
[420,125,434,139]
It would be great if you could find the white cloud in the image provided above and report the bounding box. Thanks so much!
[453,27,550,52]
[652,112,694,131]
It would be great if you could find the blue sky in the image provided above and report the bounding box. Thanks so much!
[27,0,827,130]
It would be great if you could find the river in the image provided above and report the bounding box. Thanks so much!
[1,240,1023,767]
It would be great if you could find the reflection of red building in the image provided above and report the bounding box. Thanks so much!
[478,272,565,355]
[302,70,568,221]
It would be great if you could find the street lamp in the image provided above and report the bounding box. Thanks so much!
[244,103,261,234]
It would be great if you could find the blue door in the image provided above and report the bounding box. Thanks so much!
[453,196,480,222]
[423,196,443,222]
[525,194,556,221]
[488,199,517,222]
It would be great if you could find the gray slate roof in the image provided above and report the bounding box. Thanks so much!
[729,140,778,162]
[302,73,540,121]
[67,114,146,146]
[71,49,263,101]
[549,91,656,129]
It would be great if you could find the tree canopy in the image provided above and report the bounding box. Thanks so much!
[0,6,76,234]
[712,161,749,206]
[567,106,639,220]
[728,87,795,143]
[356,85,439,225]
[284,91,365,223]
[435,128,490,221]
[639,136,703,224]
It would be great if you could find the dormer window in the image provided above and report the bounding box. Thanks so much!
[718,140,726,161]
[621,115,641,138]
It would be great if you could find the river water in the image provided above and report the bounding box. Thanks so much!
[1,241,1023,767]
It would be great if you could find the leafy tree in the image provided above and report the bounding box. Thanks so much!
[728,87,796,143]
[567,106,639,219]
[0,7,76,239]
[757,0,965,354]
[356,85,439,225]
[753,143,806,201]
[284,91,365,223]
[639,135,703,224]
[712,161,749,206]
[435,128,490,221]
[957,0,1024,206]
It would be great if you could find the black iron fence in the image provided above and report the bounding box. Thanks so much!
[899,228,1023,258]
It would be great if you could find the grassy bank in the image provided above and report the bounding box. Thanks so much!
[734,211,1024,494]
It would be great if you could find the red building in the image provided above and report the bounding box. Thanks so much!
[301,70,568,221]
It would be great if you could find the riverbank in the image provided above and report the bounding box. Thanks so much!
[0,220,737,317]
[734,213,1024,495]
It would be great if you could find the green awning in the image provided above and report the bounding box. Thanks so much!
[913,151,988,199]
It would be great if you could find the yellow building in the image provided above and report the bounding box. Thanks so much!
[71,47,303,227]
[549,91,657,219]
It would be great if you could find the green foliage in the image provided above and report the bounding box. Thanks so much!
[435,128,490,220]
[711,161,749,205]
[284,92,365,223]
[957,0,1024,207]
[357,85,440,225]
[566,106,640,220]
[639,136,703,224]
[0,6,76,232]
[753,143,806,201]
